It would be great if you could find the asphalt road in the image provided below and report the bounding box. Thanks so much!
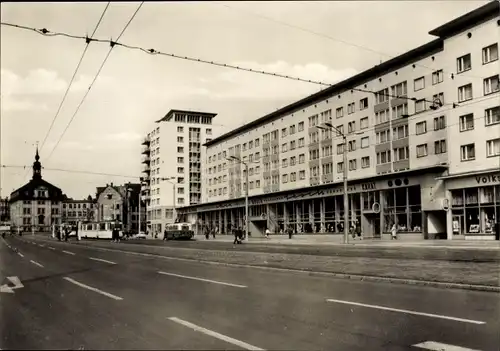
[115,236,500,263]
[1,235,499,351]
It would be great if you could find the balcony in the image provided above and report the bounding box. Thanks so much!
[141,155,151,164]
[141,145,150,155]
[142,164,151,173]
[141,136,150,145]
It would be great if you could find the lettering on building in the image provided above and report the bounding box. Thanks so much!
[361,182,376,191]
[475,174,500,185]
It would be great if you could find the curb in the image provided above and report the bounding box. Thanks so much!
[45,238,500,294]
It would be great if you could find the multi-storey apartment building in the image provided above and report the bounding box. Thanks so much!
[62,196,96,225]
[9,148,66,232]
[141,109,217,234]
[178,2,499,240]
[0,197,10,222]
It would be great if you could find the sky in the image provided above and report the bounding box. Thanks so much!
[0,0,490,199]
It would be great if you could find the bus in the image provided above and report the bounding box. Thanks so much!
[163,223,195,241]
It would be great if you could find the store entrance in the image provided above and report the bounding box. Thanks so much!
[364,213,381,238]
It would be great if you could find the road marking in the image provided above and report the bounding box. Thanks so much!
[63,277,123,301]
[18,252,24,258]
[326,299,485,325]
[30,260,44,268]
[168,317,264,351]
[62,250,76,256]
[413,341,481,350]
[39,244,45,247]
[48,246,56,250]
[89,257,116,265]
[158,271,246,288]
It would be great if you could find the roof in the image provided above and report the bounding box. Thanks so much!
[429,1,499,38]
[205,2,498,148]
[9,178,66,203]
[205,39,443,147]
[156,109,218,123]
[95,183,141,205]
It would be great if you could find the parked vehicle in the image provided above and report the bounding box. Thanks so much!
[163,223,195,241]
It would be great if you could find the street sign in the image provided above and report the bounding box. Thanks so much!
[0,276,24,294]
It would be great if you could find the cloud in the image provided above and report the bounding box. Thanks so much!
[0,97,49,112]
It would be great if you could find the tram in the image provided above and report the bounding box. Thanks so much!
[78,221,123,240]
[163,222,195,240]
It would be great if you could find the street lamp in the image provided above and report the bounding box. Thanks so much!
[126,186,133,234]
[160,177,176,223]
[316,122,363,244]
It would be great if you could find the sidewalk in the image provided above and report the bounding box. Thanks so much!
[197,234,500,250]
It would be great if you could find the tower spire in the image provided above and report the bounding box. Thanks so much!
[32,144,42,180]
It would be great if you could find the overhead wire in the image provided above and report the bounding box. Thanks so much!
[0,19,484,110]
[42,1,144,164]
[215,2,487,82]
[21,3,111,183]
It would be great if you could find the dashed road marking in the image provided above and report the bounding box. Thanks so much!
[30,260,44,268]
[18,252,24,258]
[63,277,123,300]
[158,271,246,288]
[89,257,116,265]
[413,341,481,350]
[48,247,56,250]
[326,299,485,325]
[168,317,264,351]
[62,250,76,256]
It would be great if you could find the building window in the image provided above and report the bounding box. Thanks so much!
[360,98,368,110]
[432,70,444,85]
[460,143,475,161]
[376,88,389,104]
[482,43,498,64]
[483,75,499,95]
[393,146,409,161]
[177,157,184,163]
[375,109,390,124]
[348,121,356,133]
[255,138,260,147]
[486,138,500,157]
[391,81,407,97]
[485,106,500,126]
[177,198,185,205]
[282,174,288,184]
[457,54,471,73]
[360,117,369,129]
[297,122,304,132]
[298,138,305,148]
[242,143,247,151]
[177,146,184,153]
[459,113,474,131]
[416,121,427,135]
[337,162,344,173]
[348,140,356,152]
[290,156,296,166]
[177,126,184,133]
[337,143,345,155]
[361,136,369,148]
[416,144,428,157]
[415,99,426,113]
[336,107,344,118]
[433,92,444,105]
[392,103,408,119]
[308,115,319,127]
[376,130,390,144]
[336,124,344,135]
[414,76,425,91]
[282,143,288,152]
[290,172,297,182]
[435,139,446,154]
[347,102,355,114]
[393,125,408,140]
[361,156,370,168]
[458,83,473,102]
[433,116,446,130]
[281,128,287,138]
[290,140,296,150]
[256,180,261,188]
[177,167,184,173]
[282,158,288,168]
[206,128,212,135]
[299,170,306,180]
[299,154,305,164]
[348,159,357,171]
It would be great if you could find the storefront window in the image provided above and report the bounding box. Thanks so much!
[451,190,464,207]
[465,207,480,234]
[408,186,422,232]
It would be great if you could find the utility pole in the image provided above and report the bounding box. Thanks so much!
[227,156,249,241]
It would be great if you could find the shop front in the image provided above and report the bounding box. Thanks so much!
[444,170,500,240]
[180,168,447,239]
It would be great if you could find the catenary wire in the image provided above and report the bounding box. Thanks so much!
[1,19,480,108]
[42,2,144,164]
[215,2,487,82]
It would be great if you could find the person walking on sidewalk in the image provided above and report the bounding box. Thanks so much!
[212,226,217,239]
[265,228,270,239]
[391,223,398,240]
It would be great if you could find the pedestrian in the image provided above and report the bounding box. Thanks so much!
[356,222,362,240]
[205,226,210,240]
[288,226,293,239]
[212,227,216,239]
[391,223,397,240]
[265,228,270,239]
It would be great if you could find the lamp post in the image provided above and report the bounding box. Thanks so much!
[160,177,176,223]
[126,186,133,234]
[317,123,364,244]
[225,156,251,241]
